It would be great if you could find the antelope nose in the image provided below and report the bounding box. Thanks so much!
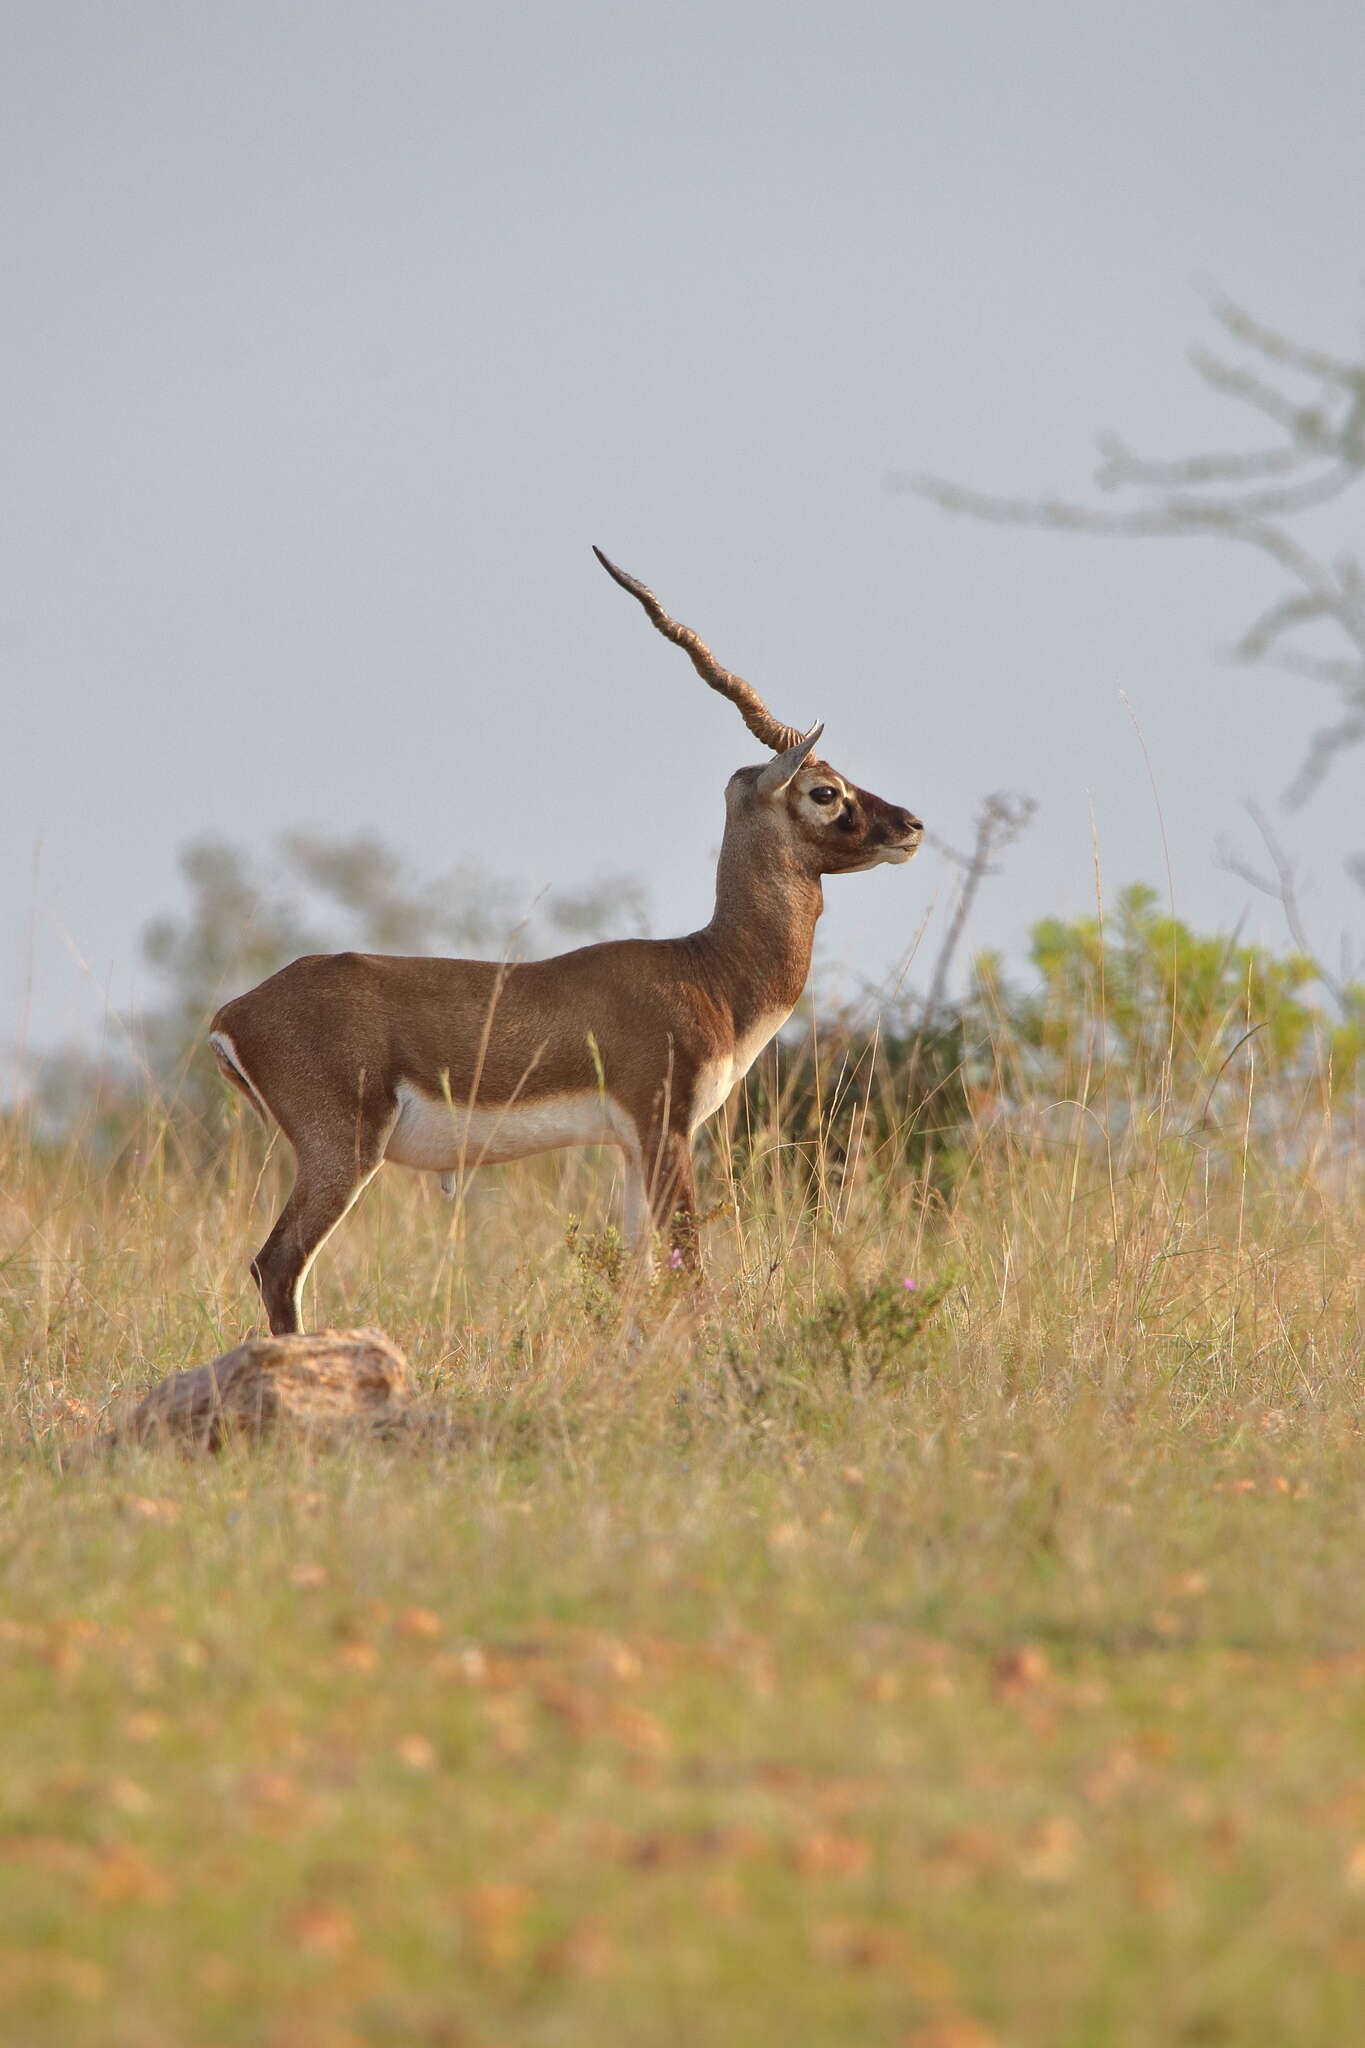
[894,808,922,839]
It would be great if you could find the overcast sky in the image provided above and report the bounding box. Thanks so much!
[5,0,1364,1071]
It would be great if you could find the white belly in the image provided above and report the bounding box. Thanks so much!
[387,1081,633,1172]
[690,1008,793,1134]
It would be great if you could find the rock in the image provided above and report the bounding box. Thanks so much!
[110,1329,412,1452]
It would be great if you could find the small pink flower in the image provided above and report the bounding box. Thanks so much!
[902,1277,918,1291]
[669,1248,685,1269]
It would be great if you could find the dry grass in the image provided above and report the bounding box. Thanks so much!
[1,1056,1363,2046]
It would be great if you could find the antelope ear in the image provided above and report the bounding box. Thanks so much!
[756,722,824,799]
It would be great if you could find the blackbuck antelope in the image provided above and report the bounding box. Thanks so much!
[210,550,922,1334]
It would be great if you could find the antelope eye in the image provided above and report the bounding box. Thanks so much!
[809,785,839,805]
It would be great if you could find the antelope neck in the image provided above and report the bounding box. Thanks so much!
[694,838,824,1024]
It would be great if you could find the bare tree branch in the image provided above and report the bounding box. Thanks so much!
[1216,800,1348,1007]
[1232,593,1332,663]
[921,792,1035,1023]
[900,291,1365,803]
[1285,711,1365,808]
[1207,292,1362,387]
[1094,431,1306,492]
[1189,348,1327,442]
[1259,650,1361,687]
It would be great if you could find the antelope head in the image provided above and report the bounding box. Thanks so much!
[593,547,923,878]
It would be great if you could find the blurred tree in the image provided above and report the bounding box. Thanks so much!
[972,882,1364,1133]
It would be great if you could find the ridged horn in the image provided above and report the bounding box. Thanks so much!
[593,547,807,754]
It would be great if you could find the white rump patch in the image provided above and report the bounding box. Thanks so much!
[208,1029,271,1123]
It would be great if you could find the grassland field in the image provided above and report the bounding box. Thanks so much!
[2,1057,1363,2047]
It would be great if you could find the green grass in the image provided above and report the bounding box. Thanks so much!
[2,1074,1363,2045]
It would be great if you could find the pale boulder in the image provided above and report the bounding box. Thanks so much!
[112,1329,411,1452]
